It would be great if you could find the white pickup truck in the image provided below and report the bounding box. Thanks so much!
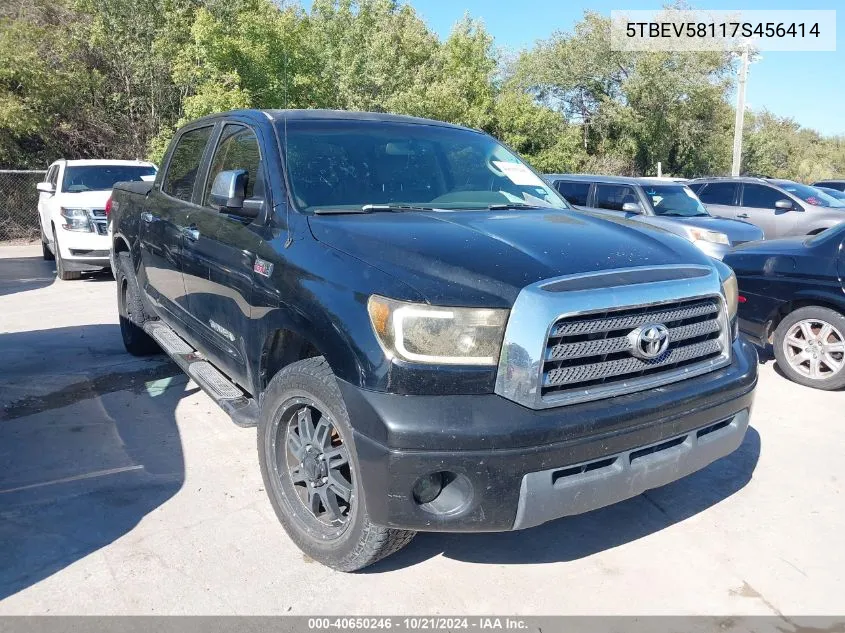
[37,159,157,279]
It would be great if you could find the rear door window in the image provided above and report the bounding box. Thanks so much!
[163,126,214,202]
[553,181,591,206]
[697,182,737,205]
[741,184,783,209]
[593,184,640,212]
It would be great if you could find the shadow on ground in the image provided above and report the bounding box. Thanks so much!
[0,257,55,297]
[0,254,112,298]
[368,426,761,571]
[0,325,188,601]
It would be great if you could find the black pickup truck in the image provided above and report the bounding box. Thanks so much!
[109,109,758,571]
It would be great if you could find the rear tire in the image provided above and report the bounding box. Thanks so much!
[773,306,845,390]
[53,227,81,280]
[115,251,160,356]
[258,357,415,571]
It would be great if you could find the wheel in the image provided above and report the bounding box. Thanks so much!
[258,357,415,571]
[773,306,845,390]
[115,251,160,356]
[52,227,81,280]
[41,224,54,261]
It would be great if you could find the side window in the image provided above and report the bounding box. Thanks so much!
[203,124,264,206]
[594,184,639,212]
[163,126,213,202]
[742,184,783,209]
[48,165,59,186]
[698,182,737,206]
[554,181,590,206]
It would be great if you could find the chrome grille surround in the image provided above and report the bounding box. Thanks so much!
[494,265,733,409]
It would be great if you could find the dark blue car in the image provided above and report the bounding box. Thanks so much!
[724,224,845,390]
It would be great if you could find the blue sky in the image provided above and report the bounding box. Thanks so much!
[304,0,844,136]
[407,0,844,136]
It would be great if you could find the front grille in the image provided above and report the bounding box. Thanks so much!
[90,209,106,217]
[542,296,727,400]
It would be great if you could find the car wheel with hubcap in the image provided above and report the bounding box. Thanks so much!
[258,357,415,571]
[52,227,81,280]
[774,306,845,390]
[41,223,54,261]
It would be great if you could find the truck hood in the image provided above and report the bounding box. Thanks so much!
[55,190,112,209]
[663,216,764,244]
[308,209,711,306]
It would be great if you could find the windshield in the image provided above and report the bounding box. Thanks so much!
[61,165,157,192]
[642,184,710,217]
[805,222,845,246]
[278,119,568,212]
[777,182,845,207]
[814,186,845,202]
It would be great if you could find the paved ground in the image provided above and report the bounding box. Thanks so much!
[0,243,843,616]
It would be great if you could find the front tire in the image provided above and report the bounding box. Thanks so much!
[773,306,845,390]
[53,227,81,280]
[258,357,415,571]
[115,251,160,356]
[41,224,54,261]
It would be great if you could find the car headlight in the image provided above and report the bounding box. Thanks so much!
[60,207,93,232]
[687,227,730,245]
[367,295,509,365]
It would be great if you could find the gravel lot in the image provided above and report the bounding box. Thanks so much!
[0,243,842,616]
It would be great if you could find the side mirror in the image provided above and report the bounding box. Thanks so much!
[36,182,55,194]
[775,199,796,211]
[622,202,642,213]
[209,169,260,218]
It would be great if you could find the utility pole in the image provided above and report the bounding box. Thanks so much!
[731,45,750,177]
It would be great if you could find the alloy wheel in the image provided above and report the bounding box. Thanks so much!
[278,398,354,528]
[782,318,845,381]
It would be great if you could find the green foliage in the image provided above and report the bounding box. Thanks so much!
[1,0,843,182]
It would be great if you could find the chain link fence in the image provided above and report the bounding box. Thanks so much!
[0,169,46,243]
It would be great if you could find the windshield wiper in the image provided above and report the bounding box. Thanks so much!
[360,203,434,212]
[312,203,433,215]
[487,203,548,210]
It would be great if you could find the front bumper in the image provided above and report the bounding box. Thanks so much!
[344,337,757,532]
[56,227,111,270]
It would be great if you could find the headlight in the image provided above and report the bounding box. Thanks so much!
[367,295,509,365]
[60,207,93,232]
[722,271,738,321]
[687,227,730,245]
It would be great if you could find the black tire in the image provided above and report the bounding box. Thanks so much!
[258,357,415,571]
[115,251,160,356]
[773,306,845,390]
[41,224,54,261]
[53,227,81,280]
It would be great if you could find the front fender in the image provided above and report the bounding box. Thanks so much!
[248,231,425,394]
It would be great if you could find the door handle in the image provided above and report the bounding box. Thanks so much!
[141,211,155,223]
[736,213,749,219]
[183,227,200,241]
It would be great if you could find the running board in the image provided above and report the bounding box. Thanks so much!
[144,322,258,428]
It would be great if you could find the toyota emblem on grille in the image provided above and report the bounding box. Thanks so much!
[628,323,670,360]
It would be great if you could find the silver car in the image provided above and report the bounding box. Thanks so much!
[689,177,845,239]
[545,174,764,259]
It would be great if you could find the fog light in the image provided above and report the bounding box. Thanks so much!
[412,472,444,505]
